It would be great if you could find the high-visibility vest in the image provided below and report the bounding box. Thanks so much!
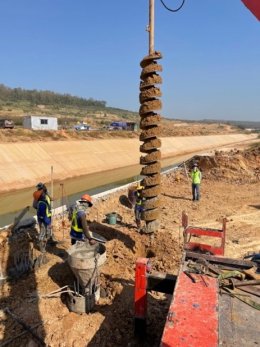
[45,194,51,206]
[71,210,83,233]
[191,170,201,184]
[135,191,145,206]
[38,200,52,218]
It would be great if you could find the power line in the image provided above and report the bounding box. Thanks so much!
[159,0,186,12]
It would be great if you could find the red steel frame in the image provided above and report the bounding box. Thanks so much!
[182,211,226,256]
[134,257,150,323]
[242,0,260,21]
[134,255,219,346]
[134,214,228,345]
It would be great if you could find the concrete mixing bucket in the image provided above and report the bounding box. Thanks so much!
[67,242,106,288]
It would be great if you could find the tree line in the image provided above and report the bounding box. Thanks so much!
[0,84,106,108]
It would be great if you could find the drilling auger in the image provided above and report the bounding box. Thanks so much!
[139,51,162,233]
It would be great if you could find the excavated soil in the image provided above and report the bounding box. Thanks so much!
[0,145,259,346]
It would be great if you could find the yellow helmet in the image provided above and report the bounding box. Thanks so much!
[136,183,144,191]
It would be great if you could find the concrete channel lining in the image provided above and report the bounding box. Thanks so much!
[0,134,255,193]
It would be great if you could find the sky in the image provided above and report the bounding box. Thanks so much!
[0,0,259,121]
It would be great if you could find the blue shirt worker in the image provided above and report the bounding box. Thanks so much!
[134,184,146,231]
[70,194,96,245]
[190,163,202,201]
[33,182,52,210]
[37,192,53,251]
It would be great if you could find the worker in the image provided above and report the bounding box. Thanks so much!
[37,191,53,250]
[134,183,146,231]
[190,163,202,201]
[70,194,96,245]
[33,182,51,210]
[128,185,137,208]
[34,182,56,247]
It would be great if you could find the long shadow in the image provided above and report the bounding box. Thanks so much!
[0,226,46,346]
[89,221,136,252]
[249,204,260,210]
[88,275,170,347]
[45,241,68,261]
[48,261,74,292]
[162,193,191,201]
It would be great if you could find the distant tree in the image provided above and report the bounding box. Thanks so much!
[0,84,107,108]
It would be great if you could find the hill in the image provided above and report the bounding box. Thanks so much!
[0,84,249,141]
[0,83,138,129]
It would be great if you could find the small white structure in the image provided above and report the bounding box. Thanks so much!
[23,116,58,130]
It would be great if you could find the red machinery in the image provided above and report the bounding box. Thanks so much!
[134,213,259,346]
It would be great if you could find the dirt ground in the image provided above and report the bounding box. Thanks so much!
[0,144,259,347]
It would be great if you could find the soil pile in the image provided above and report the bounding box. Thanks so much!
[189,144,260,183]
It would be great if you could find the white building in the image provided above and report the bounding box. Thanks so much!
[23,116,58,130]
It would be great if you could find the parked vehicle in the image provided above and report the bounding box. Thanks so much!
[0,119,14,129]
[109,121,137,131]
[74,124,91,131]
[109,122,128,130]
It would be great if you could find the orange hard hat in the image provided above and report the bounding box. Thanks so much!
[79,193,93,206]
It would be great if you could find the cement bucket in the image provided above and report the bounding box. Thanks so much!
[67,242,106,290]
[66,242,106,313]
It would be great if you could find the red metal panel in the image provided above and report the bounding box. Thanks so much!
[185,227,224,238]
[185,242,225,256]
[161,272,218,347]
[183,222,226,256]
[242,0,260,21]
[134,258,149,319]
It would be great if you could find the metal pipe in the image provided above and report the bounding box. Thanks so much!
[149,0,155,54]
[51,166,54,210]
[233,279,260,287]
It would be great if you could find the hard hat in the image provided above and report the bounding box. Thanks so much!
[136,183,144,190]
[36,182,44,190]
[78,193,93,207]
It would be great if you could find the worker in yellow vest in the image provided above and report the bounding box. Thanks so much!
[190,163,202,201]
[33,182,52,210]
[70,194,96,245]
[35,182,57,250]
[37,188,54,251]
[134,183,146,231]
